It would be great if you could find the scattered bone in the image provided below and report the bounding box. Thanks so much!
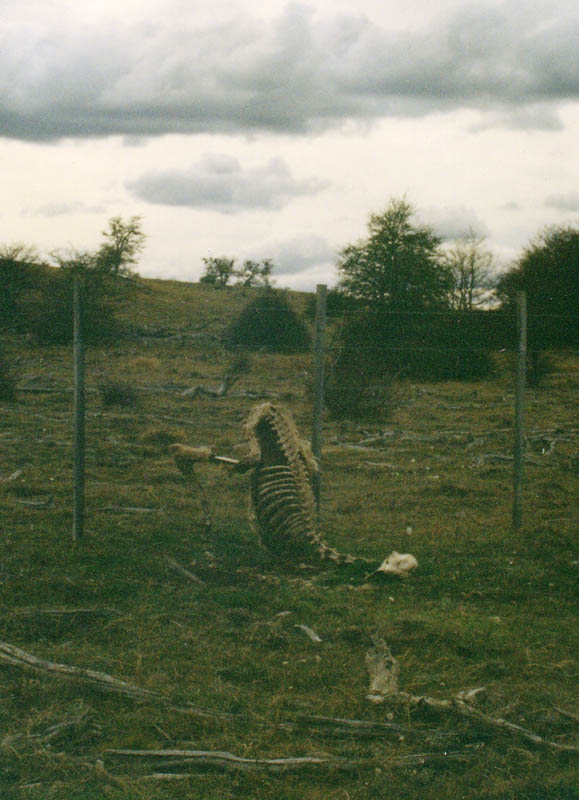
[0,470,22,483]
[294,624,322,643]
[369,552,418,579]
[365,638,399,702]
[364,639,579,752]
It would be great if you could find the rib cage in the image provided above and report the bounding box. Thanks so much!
[244,403,364,564]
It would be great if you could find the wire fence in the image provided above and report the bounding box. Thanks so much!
[1,281,577,546]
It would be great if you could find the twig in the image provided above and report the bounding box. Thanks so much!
[164,556,205,586]
[15,496,54,508]
[555,707,579,724]
[100,505,162,514]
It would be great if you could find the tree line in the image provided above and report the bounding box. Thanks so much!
[316,197,577,414]
[1,202,577,413]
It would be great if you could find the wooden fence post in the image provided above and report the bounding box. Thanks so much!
[312,284,327,523]
[512,291,527,530]
[73,271,85,542]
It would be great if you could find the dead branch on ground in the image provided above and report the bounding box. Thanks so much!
[104,747,468,777]
[365,639,579,753]
[0,641,438,743]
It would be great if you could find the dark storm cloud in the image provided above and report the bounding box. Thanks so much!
[127,153,329,212]
[1,1,577,141]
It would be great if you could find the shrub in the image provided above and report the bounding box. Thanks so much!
[325,310,495,415]
[28,270,133,345]
[225,289,311,352]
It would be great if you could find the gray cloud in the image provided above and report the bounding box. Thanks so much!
[422,206,489,241]
[247,233,337,274]
[1,1,577,141]
[24,201,106,217]
[545,192,579,212]
[127,153,329,212]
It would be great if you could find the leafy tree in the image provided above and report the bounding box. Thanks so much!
[444,230,495,311]
[96,216,146,277]
[200,257,236,288]
[337,197,451,311]
[0,243,41,328]
[497,224,579,321]
[497,224,579,383]
[329,202,497,403]
[235,258,274,288]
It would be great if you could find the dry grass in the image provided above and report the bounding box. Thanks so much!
[0,279,577,799]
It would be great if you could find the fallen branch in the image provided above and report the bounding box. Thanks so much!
[398,691,579,752]
[105,748,369,775]
[0,641,434,742]
[181,357,251,400]
[0,641,164,705]
[105,747,467,777]
[365,640,579,753]
[12,607,120,619]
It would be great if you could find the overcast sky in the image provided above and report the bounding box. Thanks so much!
[2,0,578,290]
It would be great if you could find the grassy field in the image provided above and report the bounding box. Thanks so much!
[0,280,577,799]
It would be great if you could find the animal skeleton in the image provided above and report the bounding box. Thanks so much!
[171,402,417,573]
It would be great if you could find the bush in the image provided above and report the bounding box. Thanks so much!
[27,269,132,345]
[325,310,496,416]
[225,289,311,352]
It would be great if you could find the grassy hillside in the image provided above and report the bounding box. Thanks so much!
[0,278,577,799]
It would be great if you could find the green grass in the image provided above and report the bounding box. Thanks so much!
[0,279,577,799]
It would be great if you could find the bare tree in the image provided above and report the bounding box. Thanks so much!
[444,230,495,311]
